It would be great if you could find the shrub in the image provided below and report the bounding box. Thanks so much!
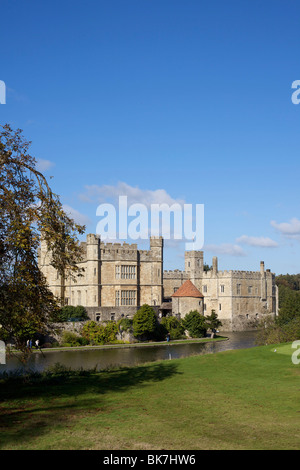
[132,304,157,340]
[54,305,89,322]
[40,342,52,349]
[117,318,133,333]
[60,331,88,347]
[160,316,185,340]
[182,310,207,338]
[81,320,118,345]
[256,316,300,345]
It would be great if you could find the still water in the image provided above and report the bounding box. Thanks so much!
[3,331,257,373]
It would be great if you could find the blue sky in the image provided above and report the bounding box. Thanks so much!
[1,0,300,274]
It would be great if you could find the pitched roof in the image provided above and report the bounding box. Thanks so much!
[171,280,204,298]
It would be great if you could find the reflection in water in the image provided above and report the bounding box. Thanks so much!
[3,331,258,373]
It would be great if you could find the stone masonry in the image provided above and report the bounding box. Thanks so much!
[39,235,278,331]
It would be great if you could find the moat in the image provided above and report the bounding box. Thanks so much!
[3,331,258,373]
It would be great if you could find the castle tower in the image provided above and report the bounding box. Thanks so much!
[185,250,204,283]
[260,260,267,301]
[85,234,101,307]
[150,236,164,305]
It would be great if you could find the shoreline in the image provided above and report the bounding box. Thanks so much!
[11,335,229,355]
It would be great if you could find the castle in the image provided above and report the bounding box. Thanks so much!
[39,234,278,331]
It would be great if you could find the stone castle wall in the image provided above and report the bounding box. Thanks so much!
[39,235,278,332]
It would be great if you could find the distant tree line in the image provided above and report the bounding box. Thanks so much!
[256,274,300,345]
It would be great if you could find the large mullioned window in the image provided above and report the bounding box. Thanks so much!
[115,290,136,306]
[115,265,136,280]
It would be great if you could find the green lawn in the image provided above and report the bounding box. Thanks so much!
[0,343,299,450]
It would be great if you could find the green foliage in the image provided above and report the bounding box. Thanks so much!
[132,304,157,340]
[81,320,118,345]
[117,317,133,333]
[276,286,300,325]
[205,309,222,332]
[54,305,89,322]
[60,331,89,347]
[0,124,85,355]
[182,310,207,338]
[160,316,185,340]
[256,316,300,345]
[276,274,300,291]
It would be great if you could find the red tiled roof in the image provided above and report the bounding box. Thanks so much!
[171,280,204,298]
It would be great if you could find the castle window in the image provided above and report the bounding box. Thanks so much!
[115,290,120,306]
[115,265,120,279]
[188,262,190,267]
[220,285,225,293]
[204,303,207,311]
[246,314,249,319]
[77,290,81,305]
[96,313,101,322]
[248,286,253,294]
[65,298,69,305]
[237,284,241,295]
[121,290,136,306]
[121,265,136,279]
[256,287,258,295]
[203,285,207,293]
[111,313,115,321]
[94,268,97,276]
[219,303,222,311]
[174,287,179,293]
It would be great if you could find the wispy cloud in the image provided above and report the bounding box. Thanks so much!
[271,218,300,240]
[79,181,185,207]
[63,204,91,226]
[204,243,247,257]
[236,235,278,248]
[36,159,55,172]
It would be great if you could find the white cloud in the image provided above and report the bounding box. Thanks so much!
[236,235,278,248]
[79,181,185,207]
[204,243,247,257]
[63,205,91,226]
[271,218,300,240]
[36,159,55,172]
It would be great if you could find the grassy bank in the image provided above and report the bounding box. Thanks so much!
[0,343,299,450]
[23,335,227,353]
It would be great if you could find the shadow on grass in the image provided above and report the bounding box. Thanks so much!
[0,361,181,449]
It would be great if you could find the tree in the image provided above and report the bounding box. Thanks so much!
[182,310,207,338]
[0,124,85,355]
[132,304,157,340]
[54,305,89,322]
[160,315,185,340]
[205,309,222,338]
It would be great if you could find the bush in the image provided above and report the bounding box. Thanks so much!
[81,320,118,345]
[40,342,52,349]
[256,316,300,345]
[54,305,89,322]
[117,318,133,333]
[60,331,89,347]
[132,305,157,340]
[160,316,185,340]
[182,311,207,338]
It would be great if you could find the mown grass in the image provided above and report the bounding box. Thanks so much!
[0,343,299,450]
